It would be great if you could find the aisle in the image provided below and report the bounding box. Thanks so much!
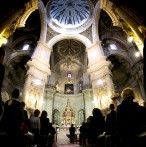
[56,129,79,147]
[57,129,70,145]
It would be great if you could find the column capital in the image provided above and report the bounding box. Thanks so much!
[27,59,51,80]
[87,59,111,79]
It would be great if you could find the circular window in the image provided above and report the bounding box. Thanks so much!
[50,0,90,28]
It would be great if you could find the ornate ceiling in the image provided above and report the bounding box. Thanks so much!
[46,0,94,33]
[52,39,86,78]
[1,0,143,93]
[49,0,90,28]
[53,39,86,64]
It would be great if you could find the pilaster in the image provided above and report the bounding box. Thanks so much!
[22,41,52,114]
[82,89,94,119]
[87,42,114,110]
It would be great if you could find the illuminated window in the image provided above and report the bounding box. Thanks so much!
[109,44,117,50]
[67,73,72,78]
[22,44,29,50]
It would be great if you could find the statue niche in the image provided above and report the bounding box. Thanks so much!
[62,98,75,126]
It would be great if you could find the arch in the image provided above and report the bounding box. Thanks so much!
[92,1,101,42]
[56,58,85,72]
[10,35,38,47]
[100,0,120,27]
[6,51,31,66]
[18,0,38,28]
[101,36,132,49]
[38,0,47,42]
[18,0,47,42]
[47,34,92,48]
[107,52,133,66]
[78,109,85,125]
[53,109,60,125]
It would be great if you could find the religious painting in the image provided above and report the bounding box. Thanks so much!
[64,84,74,94]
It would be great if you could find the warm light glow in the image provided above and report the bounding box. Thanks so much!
[89,50,97,59]
[39,98,44,105]
[137,43,143,56]
[33,79,42,86]
[135,51,140,57]
[97,79,104,86]
[29,95,36,106]
[2,38,8,45]
[92,98,98,105]
[127,36,133,42]
[41,50,46,59]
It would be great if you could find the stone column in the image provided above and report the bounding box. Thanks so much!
[43,88,56,122]
[22,41,51,115]
[87,41,114,111]
[82,89,93,120]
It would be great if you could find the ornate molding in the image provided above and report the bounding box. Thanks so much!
[27,59,51,80]
[80,26,93,43]
[100,0,120,26]
[87,60,112,80]
[17,0,39,28]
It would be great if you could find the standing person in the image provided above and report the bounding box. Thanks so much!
[79,121,87,146]
[0,46,5,117]
[116,87,146,147]
[85,115,95,147]
[48,122,56,147]
[29,109,41,146]
[39,110,50,146]
[21,101,29,135]
[69,124,76,144]
[105,103,117,147]
[1,88,24,147]
[90,108,105,147]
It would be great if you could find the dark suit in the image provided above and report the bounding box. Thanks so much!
[2,98,24,146]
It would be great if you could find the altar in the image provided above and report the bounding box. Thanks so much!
[57,125,80,136]
[59,125,70,132]
[61,98,75,126]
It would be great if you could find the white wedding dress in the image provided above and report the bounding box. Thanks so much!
[57,129,70,145]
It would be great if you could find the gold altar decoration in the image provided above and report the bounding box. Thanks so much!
[62,98,75,126]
